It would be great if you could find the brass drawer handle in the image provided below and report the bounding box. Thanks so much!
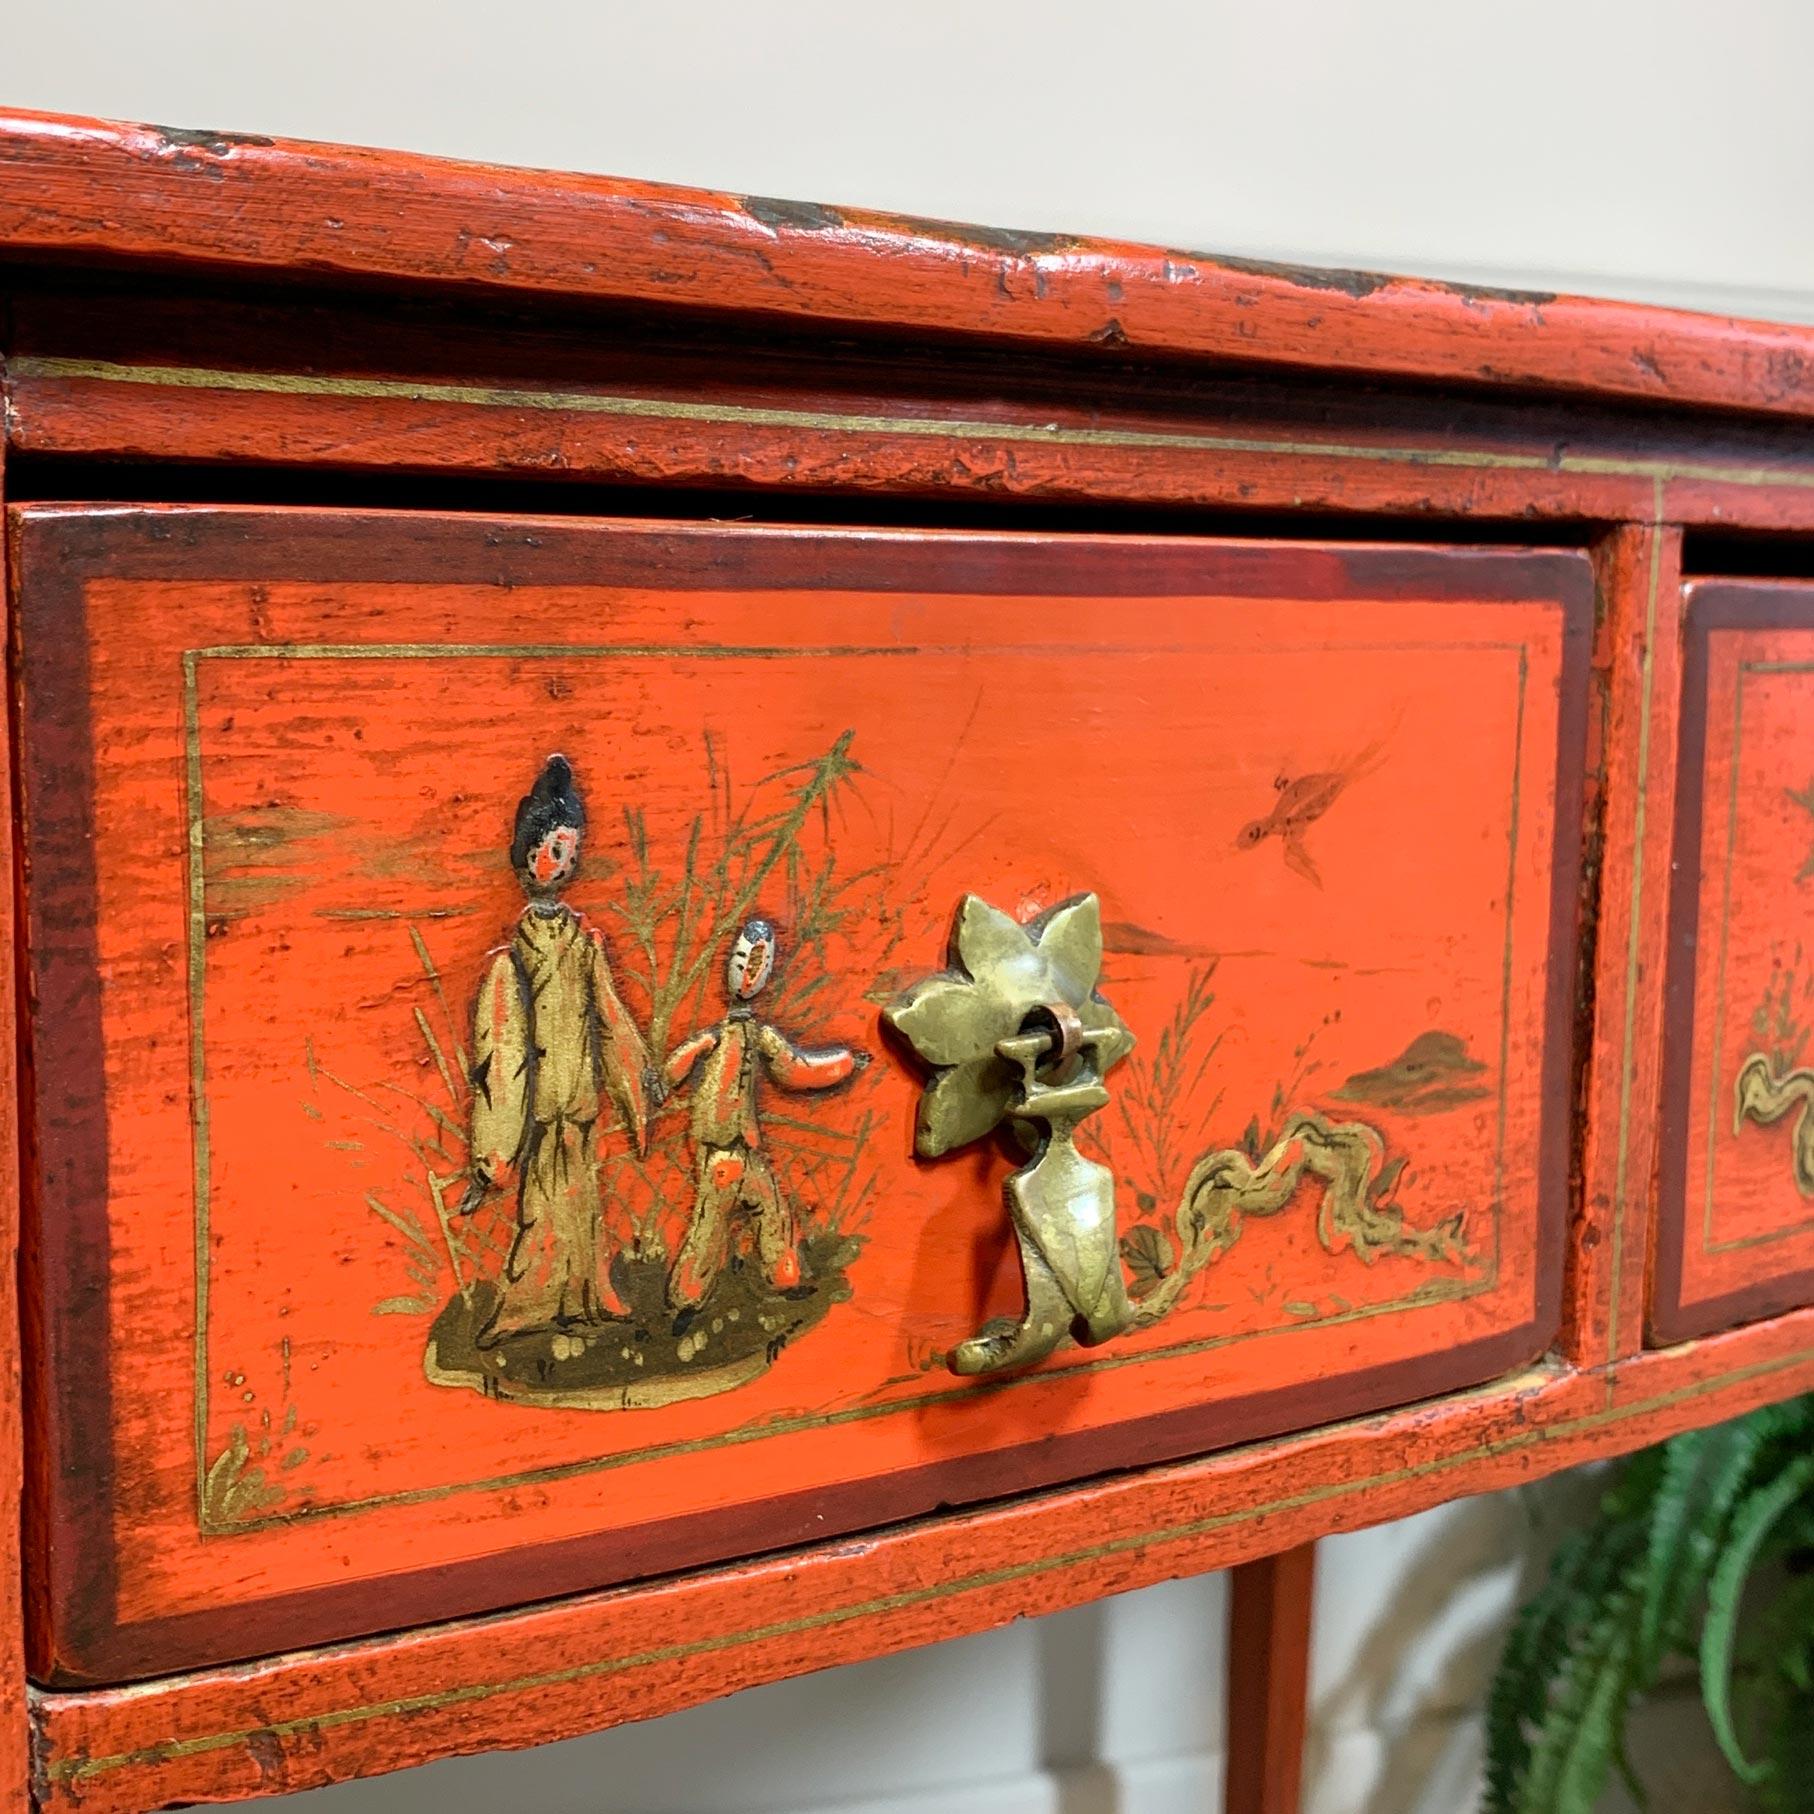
[884,892,1135,1376]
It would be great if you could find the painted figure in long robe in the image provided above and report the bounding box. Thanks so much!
[461,755,652,1346]
[663,918,866,1311]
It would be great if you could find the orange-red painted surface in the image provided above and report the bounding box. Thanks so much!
[34,1310,1814,1814]
[1226,1543,1317,1814]
[14,510,1587,1681]
[1656,583,1814,1339]
[12,360,1814,541]
[5,110,1814,422]
[3,104,1814,1814]
[1564,523,1685,1371]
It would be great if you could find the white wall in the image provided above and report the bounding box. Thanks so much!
[11,0,1814,322]
[11,5,1808,1809]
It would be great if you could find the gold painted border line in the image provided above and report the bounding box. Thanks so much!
[1488,647,1529,1290]
[1703,660,1747,1251]
[48,1338,1814,1789]
[182,652,212,1517]
[16,356,1814,495]
[232,1279,1486,1532]
[187,639,1525,663]
[184,633,1533,1530]
[1606,495,1667,1375]
[1701,655,1814,1256]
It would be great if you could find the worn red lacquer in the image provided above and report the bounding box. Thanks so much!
[0,106,1806,1814]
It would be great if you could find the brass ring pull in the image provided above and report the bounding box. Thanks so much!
[883,892,1135,1376]
[1010,996,1083,1074]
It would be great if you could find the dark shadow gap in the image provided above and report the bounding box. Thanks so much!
[4,454,1602,548]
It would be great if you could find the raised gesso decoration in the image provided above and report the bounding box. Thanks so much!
[424,751,869,1409]
[883,892,1470,1380]
[885,892,1137,1376]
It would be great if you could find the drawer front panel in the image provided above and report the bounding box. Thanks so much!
[1656,583,1814,1340]
[14,510,1589,1679]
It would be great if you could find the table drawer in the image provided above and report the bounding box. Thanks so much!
[1655,582,1814,1340]
[13,507,1589,1681]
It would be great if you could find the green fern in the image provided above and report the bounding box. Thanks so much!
[1485,1527,1641,1812]
[1701,1455,1814,1784]
[1743,1574,1814,1814]
[1485,1532,1595,1810]
[1485,1394,1814,1813]
[1520,1586,1640,1814]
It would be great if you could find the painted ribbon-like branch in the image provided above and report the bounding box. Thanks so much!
[1734,1053,1814,1197]
[1128,1108,1465,1328]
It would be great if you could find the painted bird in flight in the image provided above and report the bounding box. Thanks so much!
[1235,738,1389,889]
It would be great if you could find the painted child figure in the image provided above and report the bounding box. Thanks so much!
[462,755,653,1347]
[663,919,866,1311]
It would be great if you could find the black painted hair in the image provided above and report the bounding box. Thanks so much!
[509,754,586,870]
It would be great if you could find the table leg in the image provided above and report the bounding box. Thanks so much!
[1224,1541,1317,1814]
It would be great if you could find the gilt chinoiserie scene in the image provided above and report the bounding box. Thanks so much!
[15,508,1587,1680]
[427,751,867,1408]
